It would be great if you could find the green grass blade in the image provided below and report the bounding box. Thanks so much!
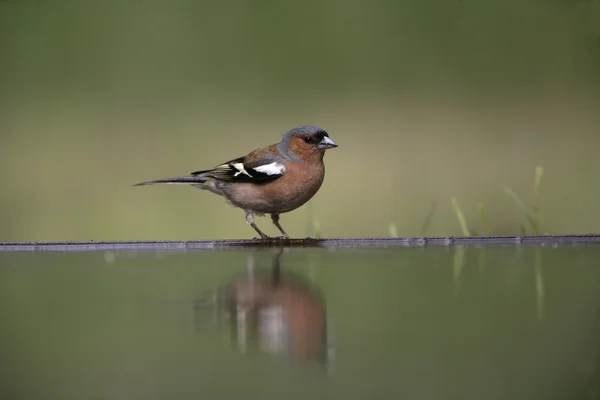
[520,224,527,235]
[451,197,470,236]
[312,220,322,239]
[388,223,398,238]
[503,187,528,212]
[534,165,544,199]
[525,213,540,235]
[419,202,438,236]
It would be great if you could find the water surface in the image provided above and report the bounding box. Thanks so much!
[1,245,599,400]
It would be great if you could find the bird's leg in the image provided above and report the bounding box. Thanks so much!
[272,247,284,282]
[270,214,289,239]
[246,254,255,283]
[245,211,269,240]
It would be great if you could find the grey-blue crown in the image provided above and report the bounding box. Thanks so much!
[284,125,327,138]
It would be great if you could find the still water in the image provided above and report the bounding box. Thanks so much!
[1,245,599,400]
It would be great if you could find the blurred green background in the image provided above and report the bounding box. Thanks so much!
[1,0,600,241]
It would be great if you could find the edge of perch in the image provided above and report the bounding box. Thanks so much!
[1,234,600,252]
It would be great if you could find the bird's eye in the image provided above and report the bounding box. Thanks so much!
[303,136,314,144]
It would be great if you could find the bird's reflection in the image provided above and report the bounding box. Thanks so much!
[195,248,331,366]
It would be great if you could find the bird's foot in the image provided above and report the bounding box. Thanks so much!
[251,235,290,241]
[252,235,270,240]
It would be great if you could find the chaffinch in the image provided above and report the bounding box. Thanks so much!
[134,125,338,239]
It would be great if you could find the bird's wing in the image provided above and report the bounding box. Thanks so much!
[191,148,286,184]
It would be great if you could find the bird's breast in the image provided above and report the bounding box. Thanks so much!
[223,163,325,214]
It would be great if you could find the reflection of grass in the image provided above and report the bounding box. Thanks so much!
[452,245,466,296]
[534,248,545,320]
[477,245,486,275]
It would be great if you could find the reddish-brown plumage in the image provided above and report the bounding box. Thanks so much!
[222,153,325,215]
[287,135,327,163]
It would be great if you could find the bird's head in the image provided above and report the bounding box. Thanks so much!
[279,125,338,162]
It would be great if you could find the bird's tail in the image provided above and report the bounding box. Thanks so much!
[133,175,208,186]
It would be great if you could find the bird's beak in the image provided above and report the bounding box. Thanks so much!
[317,136,338,149]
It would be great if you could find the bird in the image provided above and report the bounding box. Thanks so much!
[133,125,338,239]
